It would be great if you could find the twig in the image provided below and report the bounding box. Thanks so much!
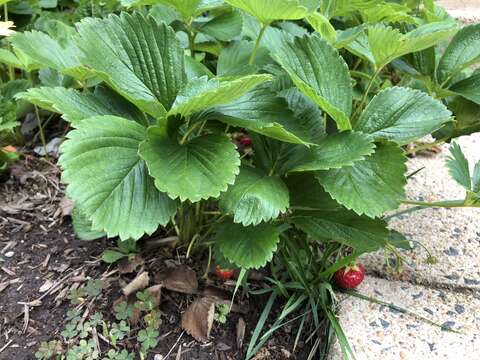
[0,339,13,354]
[164,331,184,359]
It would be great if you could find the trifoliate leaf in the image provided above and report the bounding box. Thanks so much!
[446,142,471,191]
[16,86,144,124]
[316,143,407,218]
[274,34,353,131]
[139,130,240,202]
[169,75,271,118]
[437,23,480,84]
[291,210,389,252]
[219,166,289,226]
[76,13,186,118]
[72,208,107,241]
[225,0,308,24]
[473,161,480,194]
[215,221,280,268]
[289,131,375,172]
[355,87,452,145]
[59,116,177,240]
[450,72,480,105]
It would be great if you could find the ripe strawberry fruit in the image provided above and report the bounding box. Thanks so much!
[215,266,235,280]
[333,264,365,289]
[239,136,252,147]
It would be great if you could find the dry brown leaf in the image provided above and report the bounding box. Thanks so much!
[155,265,198,294]
[59,197,74,217]
[122,271,150,297]
[145,285,162,307]
[118,255,144,274]
[181,297,215,342]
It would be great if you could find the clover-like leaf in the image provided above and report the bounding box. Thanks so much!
[291,210,389,252]
[59,116,177,240]
[196,10,243,42]
[219,166,289,225]
[225,0,308,24]
[139,130,240,202]
[316,143,407,218]
[16,86,144,124]
[274,34,353,131]
[76,13,186,118]
[355,87,452,145]
[289,131,375,172]
[215,221,280,269]
[169,74,271,118]
[437,23,480,84]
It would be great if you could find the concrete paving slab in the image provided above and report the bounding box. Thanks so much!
[362,134,480,289]
[328,277,480,360]
[438,0,480,23]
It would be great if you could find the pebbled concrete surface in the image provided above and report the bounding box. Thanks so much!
[328,277,480,360]
[362,134,480,290]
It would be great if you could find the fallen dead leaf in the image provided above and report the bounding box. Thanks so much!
[155,265,198,294]
[181,297,215,343]
[118,255,144,274]
[122,271,150,297]
[59,197,74,217]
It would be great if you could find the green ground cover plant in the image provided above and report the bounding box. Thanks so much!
[2,0,480,358]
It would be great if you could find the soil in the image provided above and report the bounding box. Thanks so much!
[0,159,313,360]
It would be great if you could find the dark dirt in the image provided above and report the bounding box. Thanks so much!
[0,159,313,360]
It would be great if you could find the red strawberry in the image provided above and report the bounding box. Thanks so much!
[215,266,235,280]
[239,136,252,147]
[333,264,365,289]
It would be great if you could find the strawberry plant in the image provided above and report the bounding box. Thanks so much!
[6,0,480,358]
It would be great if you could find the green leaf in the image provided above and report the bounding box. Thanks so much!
[306,12,336,44]
[0,49,23,69]
[434,96,480,140]
[219,166,289,225]
[213,86,321,144]
[356,22,457,70]
[437,23,480,84]
[289,131,375,172]
[284,173,341,211]
[274,34,353,131]
[76,13,186,118]
[169,74,271,118]
[225,0,308,24]
[215,221,280,268]
[316,143,407,218]
[355,87,452,145]
[10,30,88,79]
[102,250,127,264]
[217,40,269,76]
[59,116,177,240]
[72,208,106,241]
[450,73,480,105]
[16,86,144,124]
[473,161,480,193]
[291,211,389,252]
[196,10,243,41]
[139,130,240,202]
[446,142,471,190]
